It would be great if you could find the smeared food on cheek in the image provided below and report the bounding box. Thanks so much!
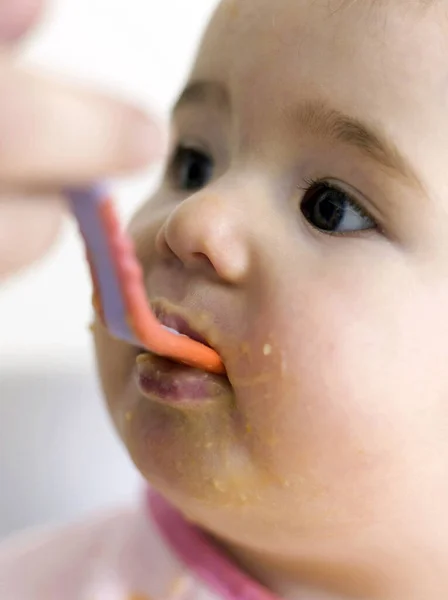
[123,385,281,508]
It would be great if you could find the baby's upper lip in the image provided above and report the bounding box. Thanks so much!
[151,302,215,351]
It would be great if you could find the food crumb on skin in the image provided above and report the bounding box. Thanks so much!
[224,0,239,20]
[213,479,227,493]
[125,412,133,422]
[263,343,272,356]
[136,353,151,364]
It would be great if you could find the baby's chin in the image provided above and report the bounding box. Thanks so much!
[121,398,295,550]
[118,379,259,501]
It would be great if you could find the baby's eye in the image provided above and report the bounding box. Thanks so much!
[170,145,214,191]
[300,181,376,234]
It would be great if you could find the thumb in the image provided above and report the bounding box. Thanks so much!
[0,0,44,43]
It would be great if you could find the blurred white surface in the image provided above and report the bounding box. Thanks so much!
[0,0,218,538]
[0,360,142,539]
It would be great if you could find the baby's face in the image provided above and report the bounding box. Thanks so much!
[95,0,448,568]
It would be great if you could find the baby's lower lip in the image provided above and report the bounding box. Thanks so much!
[135,353,230,406]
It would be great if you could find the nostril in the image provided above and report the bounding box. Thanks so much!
[192,252,214,269]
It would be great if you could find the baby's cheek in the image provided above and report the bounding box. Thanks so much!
[233,290,384,486]
[238,272,448,519]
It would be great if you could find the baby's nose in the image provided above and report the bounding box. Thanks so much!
[155,189,250,283]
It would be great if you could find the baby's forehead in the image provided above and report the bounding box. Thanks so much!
[200,0,446,62]
[192,0,448,112]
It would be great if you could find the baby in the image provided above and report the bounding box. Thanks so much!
[2,0,448,598]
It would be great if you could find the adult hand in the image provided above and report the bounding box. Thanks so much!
[0,0,164,279]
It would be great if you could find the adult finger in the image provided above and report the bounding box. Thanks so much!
[0,63,166,190]
[0,0,44,44]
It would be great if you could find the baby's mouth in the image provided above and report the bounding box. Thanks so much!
[135,353,231,405]
[156,310,213,349]
[135,301,222,367]
[134,303,231,406]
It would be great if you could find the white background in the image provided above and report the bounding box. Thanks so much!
[0,0,218,539]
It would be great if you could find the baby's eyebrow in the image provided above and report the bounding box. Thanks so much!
[291,100,423,190]
[173,83,422,191]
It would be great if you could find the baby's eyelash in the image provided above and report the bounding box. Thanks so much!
[299,177,347,199]
[300,176,320,191]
